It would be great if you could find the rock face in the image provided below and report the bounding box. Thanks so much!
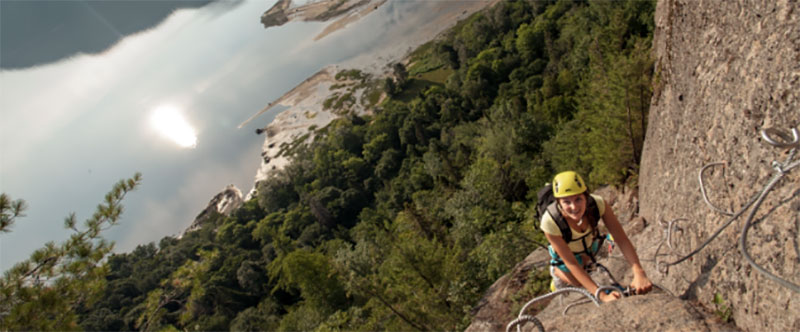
[183,185,243,235]
[466,187,737,331]
[531,292,734,332]
[260,0,376,29]
[466,1,798,330]
[466,248,552,332]
[639,0,800,331]
[467,249,738,332]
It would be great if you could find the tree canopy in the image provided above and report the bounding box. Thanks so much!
[2,1,656,330]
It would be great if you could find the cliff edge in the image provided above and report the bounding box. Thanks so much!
[466,188,736,331]
[467,0,799,331]
[639,0,799,330]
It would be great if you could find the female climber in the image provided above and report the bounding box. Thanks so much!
[540,171,652,302]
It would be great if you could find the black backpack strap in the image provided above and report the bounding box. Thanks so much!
[548,195,608,262]
[547,202,572,243]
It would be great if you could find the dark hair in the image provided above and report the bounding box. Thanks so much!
[583,193,598,228]
[557,192,596,226]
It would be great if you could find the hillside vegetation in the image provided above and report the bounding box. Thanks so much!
[1,1,656,330]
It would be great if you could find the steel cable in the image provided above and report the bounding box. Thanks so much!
[510,263,673,331]
[699,162,735,216]
[507,287,599,332]
[506,315,544,332]
[739,156,800,293]
[510,128,800,332]
[656,192,759,273]
[656,127,799,293]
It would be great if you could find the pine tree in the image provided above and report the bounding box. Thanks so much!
[0,173,141,330]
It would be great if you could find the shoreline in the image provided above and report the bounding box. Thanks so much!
[244,0,498,199]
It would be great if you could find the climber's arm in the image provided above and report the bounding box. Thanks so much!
[602,201,652,294]
[546,233,600,293]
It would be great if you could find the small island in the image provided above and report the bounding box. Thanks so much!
[261,0,377,29]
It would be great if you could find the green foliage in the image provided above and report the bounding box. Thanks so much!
[335,69,366,82]
[136,249,218,330]
[1,173,141,330]
[360,85,384,109]
[256,171,298,214]
[268,249,347,312]
[0,193,27,233]
[325,68,385,114]
[322,92,356,113]
[712,293,733,323]
[418,67,455,85]
[229,298,281,331]
[72,1,656,330]
[509,268,551,317]
[472,221,538,282]
[407,41,447,77]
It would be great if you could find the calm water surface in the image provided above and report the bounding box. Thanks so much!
[0,0,481,271]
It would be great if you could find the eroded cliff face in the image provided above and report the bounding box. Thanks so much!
[639,0,799,330]
[183,185,243,235]
[466,188,737,331]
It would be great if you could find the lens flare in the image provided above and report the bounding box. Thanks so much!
[150,105,197,148]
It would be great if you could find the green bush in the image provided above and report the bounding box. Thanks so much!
[73,1,656,330]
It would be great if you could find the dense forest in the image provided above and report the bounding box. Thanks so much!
[1,1,655,330]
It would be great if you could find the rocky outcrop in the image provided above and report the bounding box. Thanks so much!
[463,0,800,330]
[639,0,800,331]
[261,0,376,29]
[183,185,243,235]
[476,0,800,329]
[261,0,291,28]
[466,187,737,331]
[531,292,735,332]
[470,0,799,329]
[467,245,737,332]
[466,248,552,332]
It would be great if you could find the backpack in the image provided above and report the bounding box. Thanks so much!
[536,183,601,243]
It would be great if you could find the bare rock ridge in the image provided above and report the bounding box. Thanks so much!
[639,0,799,330]
[183,185,243,235]
[261,0,376,29]
[467,0,799,331]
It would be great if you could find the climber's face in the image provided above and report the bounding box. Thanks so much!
[558,193,587,222]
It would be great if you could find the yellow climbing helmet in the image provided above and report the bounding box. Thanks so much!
[552,171,587,198]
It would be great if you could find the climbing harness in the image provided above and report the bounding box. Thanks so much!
[655,126,800,293]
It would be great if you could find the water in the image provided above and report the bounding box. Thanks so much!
[0,0,486,272]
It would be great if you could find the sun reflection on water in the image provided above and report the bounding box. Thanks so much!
[150,105,197,148]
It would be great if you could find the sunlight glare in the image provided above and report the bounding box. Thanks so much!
[150,105,197,148]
